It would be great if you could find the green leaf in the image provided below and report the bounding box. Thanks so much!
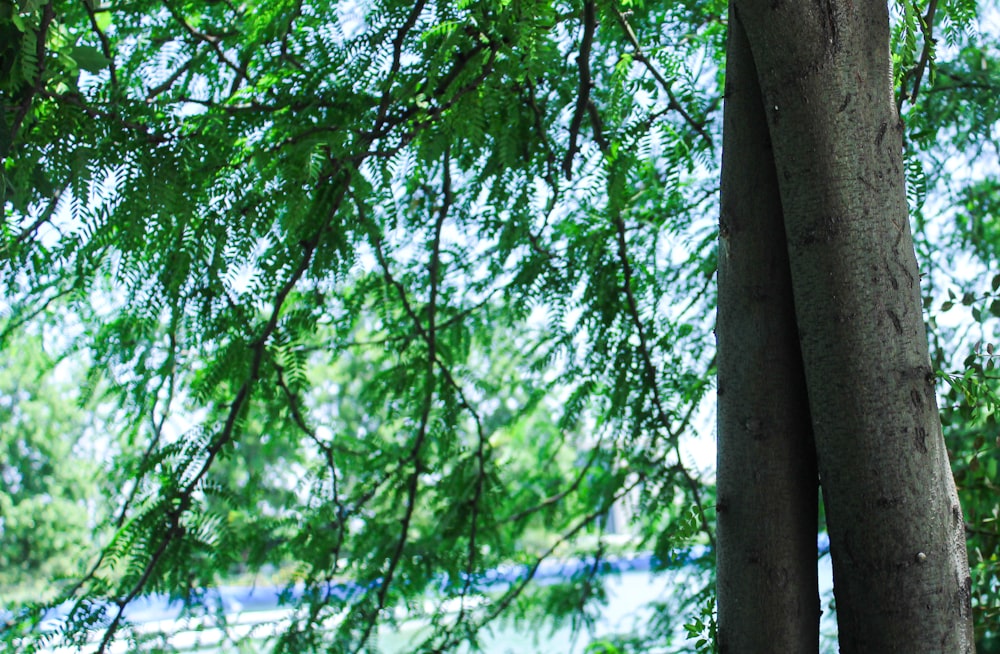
[95,11,112,33]
[70,45,111,73]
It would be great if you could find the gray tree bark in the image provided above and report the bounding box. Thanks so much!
[724,0,976,651]
[716,7,820,653]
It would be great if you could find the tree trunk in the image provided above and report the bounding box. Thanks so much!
[728,0,976,651]
[716,7,820,653]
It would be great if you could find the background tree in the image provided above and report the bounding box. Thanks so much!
[0,332,107,603]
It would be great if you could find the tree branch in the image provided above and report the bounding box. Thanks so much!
[10,2,55,146]
[145,57,196,99]
[39,90,169,143]
[94,175,348,654]
[612,8,714,149]
[612,212,715,549]
[162,0,247,90]
[81,0,118,89]
[901,0,939,110]
[563,0,597,179]
[349,150,450,653]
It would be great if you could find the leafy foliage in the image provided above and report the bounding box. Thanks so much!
[0,333,108,603]
[1,0,998,652]
[2,1,719,652]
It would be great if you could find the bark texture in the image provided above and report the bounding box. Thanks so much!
[729,0,976,651]
[716,8,819,653]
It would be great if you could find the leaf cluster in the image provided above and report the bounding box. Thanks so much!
[2,1,721,652]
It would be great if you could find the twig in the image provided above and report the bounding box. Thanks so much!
[425,470,649,653]
[10,3,55,145]
[499,438,605,525]
[349,149,450,653]
[39,91,169,143]
[372,0,428,133]
[9,182,68,246]
[905,0,940,108]
[146,57,195,99]
[162,0,247,89]
[81,0,118,89]
[525,76,560,191]
[612,8,714,149]
[0,284,75,346]
[612,212,715,548]
[94,177,347,654]
[563,0,597,179]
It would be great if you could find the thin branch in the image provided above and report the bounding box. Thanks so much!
[586,99,610,152]
[362,43,500,148]
[10,3,55,145]
[0,284,76,346]
[304,291,497,351]
[9,182,68,246]
[373,0,428,133]
[499,438,605,525]
[277,0,306,70]
[432,38,488,97]
[350,150,450,653]
[424,469,648,653]
[81,0,118,89]
[612,212,716,549]
[563,0,597,179]
[95,177,348,654]
[612,8,714,149]
[146,57,196,99]
[272,363,350,575]
[524,77,560,192]
[452,407,487,630]
[965,522,999,539]
[162,0,246,88]
[901,0,940,110]
[351,152,499,644]
[39,91,169,143]
[273,360,368,459]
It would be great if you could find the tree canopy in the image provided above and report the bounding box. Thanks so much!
[1,0,997,652]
